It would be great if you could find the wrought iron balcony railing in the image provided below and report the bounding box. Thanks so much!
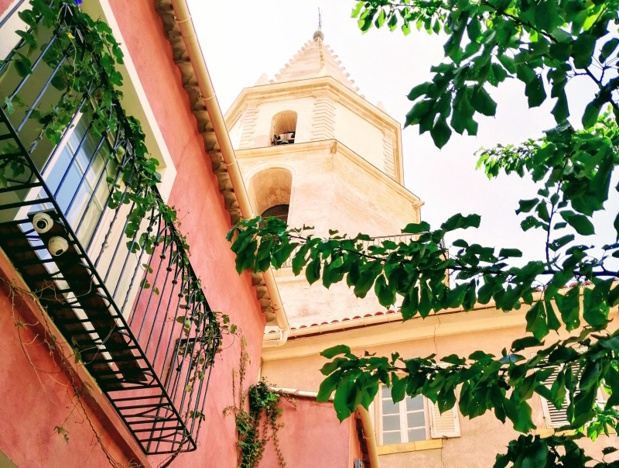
[0,4,220,455]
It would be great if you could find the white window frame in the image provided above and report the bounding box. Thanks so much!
[1,0,177,201]
[375,385,460,446]
[80,0,176,201]
[0,0,29,60]
[2,0,177,317]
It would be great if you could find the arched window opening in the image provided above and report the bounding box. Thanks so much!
[271,111,297,145]
[261,204,289,223]
[248,168,293,224]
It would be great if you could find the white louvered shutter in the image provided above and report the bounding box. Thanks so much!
[430,402,460,438]
[540,367,570,428]
[541,367,606,429]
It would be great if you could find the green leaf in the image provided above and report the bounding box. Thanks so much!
[14,53,32,77]
[511,401,535,433]
[522,439,548,468]
[407,82,432,100]
[317,372,340,401]
[471,87,497,116]
[534,1,559,31]
[525,302,548,341]
[551,91,569,123]
[375,275,396,308]
[579,361,600,391]
[430,117,452,148]
[556,286,581,330]
[305,258,321,284]
[354,262,382,298]
[599,38,619,63]
[560,211,595,235]
[391,375,406,402]
[512,336,541,352]
[525,75,546,108]
[549,234,574,252]
[321,345,351,359]
[498,248,522,258]
[517,199,538,214]
[3,97,14,115]
[441,213,481,232]
[583,287,609,328]
[402,221,430,234]
[581,100,602,129]
[333,377,354,421]
[405,99,433,126]
[571,34,596,69]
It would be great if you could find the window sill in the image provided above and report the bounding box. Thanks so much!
[535,427,616,439]
[534,428,576,438]
[377,439,443,455]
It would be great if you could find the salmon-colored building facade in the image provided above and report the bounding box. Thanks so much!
[1,2,617,468]
[0,1,277,467]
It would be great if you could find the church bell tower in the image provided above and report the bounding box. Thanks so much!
[226,31,423,327]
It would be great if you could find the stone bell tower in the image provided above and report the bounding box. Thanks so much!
[225,31,423,327]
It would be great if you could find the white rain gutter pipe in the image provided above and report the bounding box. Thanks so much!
[170,0,290,346]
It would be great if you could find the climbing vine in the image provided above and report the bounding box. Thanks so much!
[0,0,206,287]
[225,340,287,468]
[1,0,236,353]
[0,0,236,462]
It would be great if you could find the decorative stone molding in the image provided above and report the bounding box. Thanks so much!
[311,96,336,141]
[383,132,396,179]
[239,105,259,149]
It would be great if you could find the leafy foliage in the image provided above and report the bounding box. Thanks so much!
[228,0,619,465]
[1,0,175,254]
[352,0,619,148]
[0,0,232,396]
[226,341,286,468]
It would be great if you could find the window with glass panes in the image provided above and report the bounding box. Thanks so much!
[380,386,427,444]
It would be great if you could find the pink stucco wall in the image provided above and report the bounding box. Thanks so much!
[0,0,12,16]
[0,1,266,466]
[107,1,266,464]
[261,398,363,468]
[0,254,148,467]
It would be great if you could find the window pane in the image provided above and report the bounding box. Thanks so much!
[407,428,426,442]
[382,431,402,445]
[406,395,424,411]
[382,398,399,415]
[382,414,400,431]
[381,386,391,398]
[407,411,425,429]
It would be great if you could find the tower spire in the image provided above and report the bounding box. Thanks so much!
[313,7,324,41]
